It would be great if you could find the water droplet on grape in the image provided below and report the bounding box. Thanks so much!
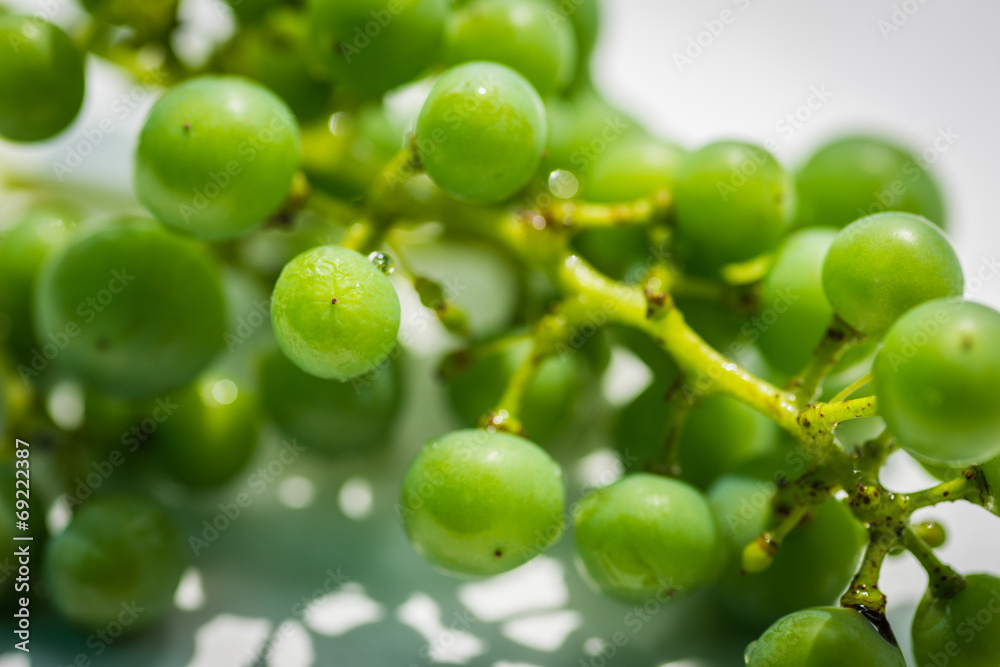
[548,169,579,199]
[368,251,395,274]
[744,640,757,664]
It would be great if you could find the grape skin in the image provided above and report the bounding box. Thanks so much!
[822,212,964,335]
[747,607,906,666]
[134,75,301,240]
[573,473,723,603]
[417,62,547,205]
[874,299,1000,466]
[400,429,565,577]
[911,573,1000,667]
[271,245,401,381]
[0,16,85,142]
[43,496,186,631]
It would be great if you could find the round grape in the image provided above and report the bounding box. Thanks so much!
[156,375,259,488]
[573,473,722,603]
[912,574,1000,667]
[34,218,226,398]
[446,0,577,95]
[134,75,301,240]
[309,0,447,93]
[822,212,963,335]
[416,62,547,205]
[673,141,795,272]
[874,299,1000,466]
[270,245,401,381]
[0,16,85,142]
[400,429,565,577]
[708,475,867,631]
[0,201,80,364]
[259,346,402,452]
[542,87,641,176]
[796,135,945,229]
[585,138,687,202]
[43,496,185,630]
[746,607,906,666]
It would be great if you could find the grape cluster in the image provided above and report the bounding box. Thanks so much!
[1,3,998,666]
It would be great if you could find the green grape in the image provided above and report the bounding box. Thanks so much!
[874,299,1000,466]
[270,245,401,381]
[614,378,777,490]
[400,428,565,577]
[0,201,80,363]
[446,0,577,95]
[707,475,867,631]
[542,0,598,89]
[216,10,333,122]
[822,212,963,335]
[156,374,259,488]
[301,107,401,201]
[43,496,185,630]
[134,75,301,240]
[445,339,580,443]
[573,473,722,603]
[34,218,225,398]
[417,62,547,205]
[746,607,906,666]
[0,16,85,142]
[259,346,402,452]
[673,141,795,272]
[81,0,178,43]
[985,457,1000,497]
[542,87,642,177]
[795,135,946,229]
[912,574,1000,667]
[585,138,687,202]
[309,0,447,93]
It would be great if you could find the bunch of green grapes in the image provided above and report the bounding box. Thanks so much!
[2,3,1000,666]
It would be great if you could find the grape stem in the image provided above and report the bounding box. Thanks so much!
[840,525,899,615]
[532,191,671,231]
[829,370,874,403]
[905,471,985,511]
[902,526,966,599]
[786,317,861,407]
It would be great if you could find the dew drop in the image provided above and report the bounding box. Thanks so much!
[744,640,757,664]
[548,169,579,199]
[368,251,395,274]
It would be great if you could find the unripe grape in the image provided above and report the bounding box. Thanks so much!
[542,88,641,177]
[0,201,80,364]
[673,141,795,272]
[135,76,301,240]
[270,245,401,381]
[822,212,963,335]
[912,574,1000,667]
[34,218,226,398]
[746,607,906,666]
[259,346,402,453]
[0,16,85,142]
[43,496,185,630]
[446,0,577,95]
[400,429,565,577]
[573,473,723,603]
[796,135,945,229]
[874,299,1000,466]
[156,375,259,488]
[416,62,547,204]
[309,0,447,93]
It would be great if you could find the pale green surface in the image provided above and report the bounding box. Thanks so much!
[821,212,964,335]
[874,299,1000,466]
[912,574,1000,667]
[417,62,547,204]
[270,245,401,381]
[673,141,795,272]
[446,0,577,95]
[34,218,226,397]
[134,76,301,240]
[573,473,722,604]
[400,428,565,577]
[0,16,85,142]
[747,607,907,666]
